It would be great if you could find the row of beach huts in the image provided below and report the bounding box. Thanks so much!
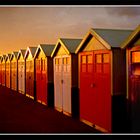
[0,25,140,133]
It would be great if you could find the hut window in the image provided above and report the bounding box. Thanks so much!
[58,58,62,65]
[36,60,40,70]
[87,55,92,64]
[103,54,109,63]
[63,58,67,65]
[41,59,43,71]
[95,54,102,63]
[42,59,45,71]
[82,56,86,64]
[55,59,58,65]
[132,51,140,63]
[67,57,70,64]
[38,60,40,70]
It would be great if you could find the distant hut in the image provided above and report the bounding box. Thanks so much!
[24,47,37,100]
[10,52,18,91]
[17,49,26,94]
[1,55,6,86]
[34,44,55,106]
[5,54,11,88]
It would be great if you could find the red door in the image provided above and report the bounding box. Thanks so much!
[30,61,34,98]
[41,58,47,105]
[36,59,41,102]
[129,50,140,132]
[11,62,17,91]
[94,50,111,132]
[0,63,2,84]
[2,63,5,86]
[80,50,111,132]
[80,52,96,123]
[26,60,31,97]
[6,63,10,88]
[36,58,47,105]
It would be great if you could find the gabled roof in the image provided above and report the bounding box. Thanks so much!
[75,28,132,53]
[10,51,19,61]
[1,55,6,62]
[51,38,82,57]
[17,49,26,59]
[34,44,55,58]
[3,54,6,60]
[24,47,37,59]
[121,24,140,49]
[5,53,11,61]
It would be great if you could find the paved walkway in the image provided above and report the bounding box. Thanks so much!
[0,85,100,133]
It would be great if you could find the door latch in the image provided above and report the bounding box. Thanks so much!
[90,83,96,88]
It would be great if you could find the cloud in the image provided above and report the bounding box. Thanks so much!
[105,7,140,17]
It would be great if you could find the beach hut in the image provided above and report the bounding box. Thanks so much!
[10,52,18,91]
[24,47,37,100]
[17,49,26,94]
[51,38,82,117]
[121,25,140,132]
[5,54,11,88]
[0,56,2,85]
[34,44,55,106]
[75,28,132,132]
[1,55,6,86]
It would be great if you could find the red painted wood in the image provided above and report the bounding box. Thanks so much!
[128,46,140,103]
[36,59,41,101]
[0,62,1,84]
[6,63,10,88]
[79,50,111,132]
[2,63,5,86]
[11,62,17,91]
[80,52,95,123]
[26,60,34,98]
[36,58,48,104]
[127,46,140,131]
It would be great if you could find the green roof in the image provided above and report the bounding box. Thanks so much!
[10,51,19,60]
[1,55,6,62]
[20,49,26,57]
[29,47,37,57]
[93,28,133,48]
[3,55,6,60]
[60,38,82,53]
[5,53,11,61]
[51,38,82,57]
[39,44,55,57]
[17,49,26,59]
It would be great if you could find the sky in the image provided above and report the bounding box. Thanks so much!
[0,6,140,55]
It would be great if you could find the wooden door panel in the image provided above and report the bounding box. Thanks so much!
[94,51,111,132]
[54,58,63,111]
[18,63,25,93]
[2,63,5,85]
[36,59,41,101]
[79,52,95,123]
[41,59,47,104]
[62,56,71,114]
